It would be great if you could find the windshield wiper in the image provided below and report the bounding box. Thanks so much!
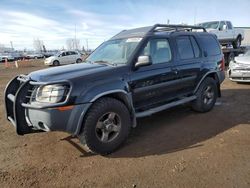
[94,60,116,66]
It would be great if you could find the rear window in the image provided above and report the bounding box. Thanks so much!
[200,35,221,56]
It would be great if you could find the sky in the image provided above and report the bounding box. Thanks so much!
[0,0,250,50]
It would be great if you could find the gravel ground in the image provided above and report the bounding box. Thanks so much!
[0,62,250,188]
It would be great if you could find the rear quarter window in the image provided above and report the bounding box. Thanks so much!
[200,35,221,56]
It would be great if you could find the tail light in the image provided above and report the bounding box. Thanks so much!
[218,57,225,71]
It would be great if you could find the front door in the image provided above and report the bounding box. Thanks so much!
[129,38,178,110]
[60,52,68,64]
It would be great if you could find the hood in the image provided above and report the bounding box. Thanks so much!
[46,56,56,61]
[28,63,113,82]
[235,56,250,65]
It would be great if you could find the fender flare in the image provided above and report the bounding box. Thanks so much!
[194,71,220,95]
[74,90,136,136]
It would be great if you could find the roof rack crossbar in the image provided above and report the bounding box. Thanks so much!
[149,24,207,33]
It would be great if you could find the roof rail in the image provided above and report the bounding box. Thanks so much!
[149,24,207,33]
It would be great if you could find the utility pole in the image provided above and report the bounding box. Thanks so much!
[74,24,77,50]
[194,7,197,25]
[86,39,88,51]
[10,41,14,51]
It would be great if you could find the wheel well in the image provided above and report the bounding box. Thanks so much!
[103,93,133,113]
[78,92,135,134]
[206,73,221,97]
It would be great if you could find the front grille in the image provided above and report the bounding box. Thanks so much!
[25,84,37,104]
[232,77,250,80]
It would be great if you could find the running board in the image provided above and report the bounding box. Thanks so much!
[135,96,197,118]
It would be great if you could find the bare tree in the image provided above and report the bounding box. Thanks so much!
[66,38,81,50]
[33,38,44,52]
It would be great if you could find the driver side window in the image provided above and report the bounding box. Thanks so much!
[140,38,172,64]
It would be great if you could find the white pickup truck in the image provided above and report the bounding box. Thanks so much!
[198,21,244,49]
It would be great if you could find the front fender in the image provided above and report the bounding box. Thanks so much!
[75,79,130,104]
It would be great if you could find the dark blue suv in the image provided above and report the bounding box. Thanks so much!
[5,24,225,154]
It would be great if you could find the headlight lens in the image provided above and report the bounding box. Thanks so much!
[34,84,69,103]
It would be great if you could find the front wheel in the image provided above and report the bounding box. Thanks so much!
[191,77,218,113]
[53,60,60,66]
[76,58,82,63]
[79,97,131,155]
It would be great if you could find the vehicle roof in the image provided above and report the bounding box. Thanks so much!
[111,24,207,40]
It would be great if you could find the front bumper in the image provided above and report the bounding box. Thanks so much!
[4,75,91,135]
[228,68,250,82]
[44,60,52,65]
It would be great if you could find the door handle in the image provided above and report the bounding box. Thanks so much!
[172,68,178,74]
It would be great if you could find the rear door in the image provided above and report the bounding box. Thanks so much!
[70,51,78,63]
[129,38,179,110]
[174,35,202,95]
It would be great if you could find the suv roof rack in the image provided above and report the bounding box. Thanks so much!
[150,24,207,33]
[111,24,206,40]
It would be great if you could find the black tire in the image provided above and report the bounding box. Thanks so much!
[79,97,131,155]
[191,77,218,113]
[233,36,241,49]
[76,58,82,63]
[53,60,60,66]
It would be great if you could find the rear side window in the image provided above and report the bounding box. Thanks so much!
[200,35,221,56]
[190,36,201,58]
[176,36,194,59]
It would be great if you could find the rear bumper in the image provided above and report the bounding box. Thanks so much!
[4,76,91,135]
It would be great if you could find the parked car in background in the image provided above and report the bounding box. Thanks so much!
[25,53,44,59]
[10,52,25,60]
[0,53,15,62]
[228,48,250,82]
[198,21,244,49]
[43,52,55,58]
[44,51,82,66]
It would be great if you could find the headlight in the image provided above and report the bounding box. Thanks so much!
[229,60,238,68]
[34,84,69,103]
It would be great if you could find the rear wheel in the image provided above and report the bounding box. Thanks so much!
[233,36,241,49]
[79,97,131,155]
[76,58,82,63]
[191,77,218,112]
[53,60,60,66]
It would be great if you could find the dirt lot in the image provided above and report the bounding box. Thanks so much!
[0,61,250,188]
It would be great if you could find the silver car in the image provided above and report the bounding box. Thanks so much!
[228,49,250,82]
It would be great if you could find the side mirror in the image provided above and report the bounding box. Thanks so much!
[222,25,227,30]
[135,55,152,68]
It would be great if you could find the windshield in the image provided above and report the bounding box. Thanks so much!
[86,38,142,65]
[54,52,62,57]
[198,21,219,29]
